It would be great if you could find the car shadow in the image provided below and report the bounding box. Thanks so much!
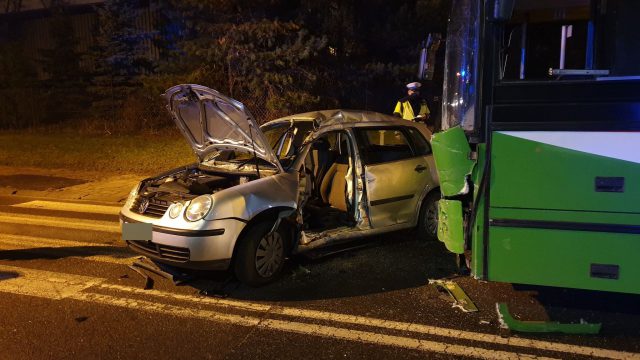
[188,234,459,302]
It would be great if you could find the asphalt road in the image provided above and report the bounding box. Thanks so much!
[0,194,639,360]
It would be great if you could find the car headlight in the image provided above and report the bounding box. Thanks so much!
[168,202,184,219]
[129,184,140,198]
[126,184,140,207]
[184,195,212,222]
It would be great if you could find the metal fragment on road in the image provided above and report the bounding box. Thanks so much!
[430,279,478,312]
[496,303,601,334]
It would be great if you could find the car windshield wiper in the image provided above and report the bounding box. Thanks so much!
[235,157,272,170]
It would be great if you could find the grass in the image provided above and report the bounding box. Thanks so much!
[0,128,194,175]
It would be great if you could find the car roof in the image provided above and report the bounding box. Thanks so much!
[263,109,432,140]
[265,109,408,127]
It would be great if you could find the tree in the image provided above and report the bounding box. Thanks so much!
[39,5,89,122]
[0,42,42,128]
[88,0,153,121]
[298,0,449,113]
[169,0,328,122]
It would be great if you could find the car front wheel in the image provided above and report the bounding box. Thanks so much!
[417,191,441,242]
[234,220,286,286]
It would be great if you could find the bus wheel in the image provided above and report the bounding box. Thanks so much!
[417,191,441,241]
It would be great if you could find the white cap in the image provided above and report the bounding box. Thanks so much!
[406,82,421,90]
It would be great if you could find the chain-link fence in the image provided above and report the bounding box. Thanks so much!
[232,87,289,125]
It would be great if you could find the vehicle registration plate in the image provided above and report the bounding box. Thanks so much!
[122,222,152,241]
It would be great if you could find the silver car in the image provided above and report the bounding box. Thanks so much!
[120,84,440,285]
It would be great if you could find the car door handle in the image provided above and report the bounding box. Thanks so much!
[414,164,427,173]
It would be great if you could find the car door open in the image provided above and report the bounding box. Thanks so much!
[355,127,433,228]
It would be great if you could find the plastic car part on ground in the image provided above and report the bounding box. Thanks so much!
[129,257,195,289]
[496,303,601,334]
[430,279,478,312]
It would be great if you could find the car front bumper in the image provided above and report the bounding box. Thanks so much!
[119,213,246,271]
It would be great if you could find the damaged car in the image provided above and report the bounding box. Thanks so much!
[120,84,440,286]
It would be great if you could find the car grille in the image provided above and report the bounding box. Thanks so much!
[127,240,190,262]
[130,196,170,218]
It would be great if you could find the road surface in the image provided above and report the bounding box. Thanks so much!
[0,195,639,359]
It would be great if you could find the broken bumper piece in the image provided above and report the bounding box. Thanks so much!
[496,303,601,334]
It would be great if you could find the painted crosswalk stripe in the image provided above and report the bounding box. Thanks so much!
[0,211,119,233]
[0,234,136,265]
[0,264,557,360]
[12,200,122,215]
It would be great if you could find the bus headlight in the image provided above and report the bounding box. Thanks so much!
[185,195,212,222]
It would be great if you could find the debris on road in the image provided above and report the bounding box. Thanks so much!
[496,303,601,334]
[430,279,478,312]
[130,257,195,287]
[128,264,153,290]
[292,264,312,278]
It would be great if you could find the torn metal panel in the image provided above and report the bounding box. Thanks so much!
[431,127,475,197]
[496,303,601,334]
[437,199,465,254]
[430,279,478,312]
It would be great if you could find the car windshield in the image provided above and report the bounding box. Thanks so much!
[202,120,314,169]
[260,121,314,168]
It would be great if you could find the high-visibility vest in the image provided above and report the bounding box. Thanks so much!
[393,97,430,121]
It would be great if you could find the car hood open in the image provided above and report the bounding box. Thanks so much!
[164,84,283,172]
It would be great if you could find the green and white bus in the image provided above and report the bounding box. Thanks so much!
[432,0,640,294]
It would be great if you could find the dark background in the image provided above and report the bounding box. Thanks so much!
[0,0,449,132]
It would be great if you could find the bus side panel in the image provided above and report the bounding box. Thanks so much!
[487,131,640,293]
[490,132,640,214]
[488,226,640,294]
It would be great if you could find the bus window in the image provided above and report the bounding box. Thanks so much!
[501,0,640,81]
[441,0,481,132]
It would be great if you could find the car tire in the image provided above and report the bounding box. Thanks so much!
[234,220,286,286]
[417,191,441,242]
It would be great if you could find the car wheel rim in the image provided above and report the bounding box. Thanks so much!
[425,200,439,236]
[255,232,284,278]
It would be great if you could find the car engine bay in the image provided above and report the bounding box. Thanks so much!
[131,167,256,217]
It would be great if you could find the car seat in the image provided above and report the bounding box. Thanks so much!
[310,138,335,197]
[319,137,350,212]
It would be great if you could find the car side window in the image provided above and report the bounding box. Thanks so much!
[354,128,415,165]
[405,127,431,156]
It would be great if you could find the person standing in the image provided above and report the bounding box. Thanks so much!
[393,82,430,122]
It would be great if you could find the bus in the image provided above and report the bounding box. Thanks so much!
[432,0,640,294]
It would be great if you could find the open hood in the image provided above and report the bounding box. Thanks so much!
[164,84,283,172]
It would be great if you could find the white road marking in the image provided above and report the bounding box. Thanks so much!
[0,211,120,233]
[0,234,136,265]
[0,264,103,300]
[98,283,271,312]
[12,200,122,215]
[0,265,557,360]
[99,278,640,359]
